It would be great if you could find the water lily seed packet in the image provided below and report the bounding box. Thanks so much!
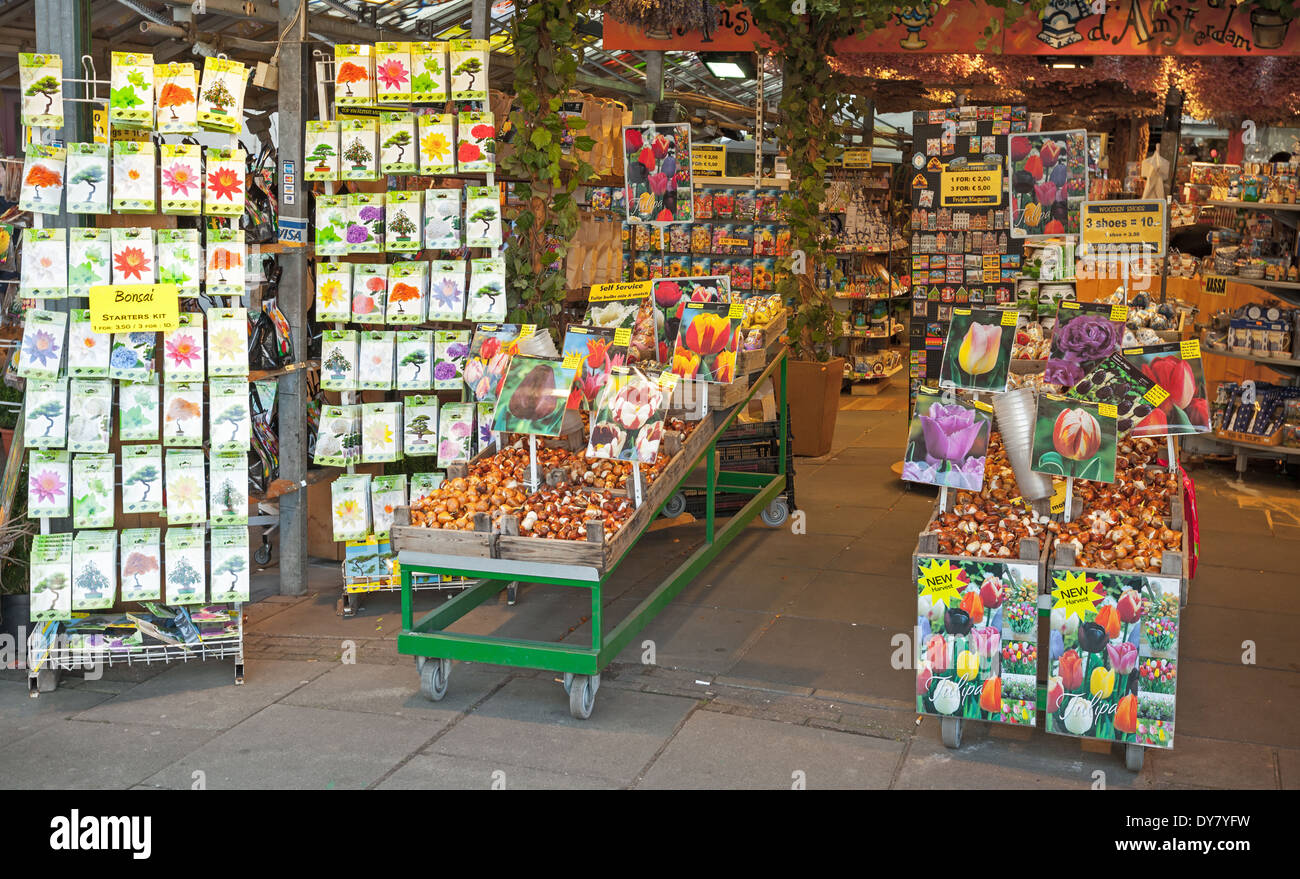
[67,310,111,378]
[315,262,353,323]
[902,389,992,491]
[427,260,467,321]
[208,307,249,376]
[160,143,203,215]
[358,331,396,390]
[28,450,71,518]
[423,188,462,250]
[19,308,67,379]
[374,41,413,102]
[67,379,111,452]
[110,227,155,284]
[360,401,402,463]
[370,475,407,539]
[204,148,246,217]
[21,227,68,299]
[332,474,372,541]
[165,448,208,524]
[418,113,456,175]
[111,141,156,212]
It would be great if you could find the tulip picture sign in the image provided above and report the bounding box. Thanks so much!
[1007,129,1087,239]
[902,390,992,491]
[587,367,676,465]
[1121,341,1211,436]
[492,355,577,438]
[1044,300,1126,388]
[623,122,694,225]
[1031,394,1118,484]
[671,302,742,385]
[938,307,1016,392]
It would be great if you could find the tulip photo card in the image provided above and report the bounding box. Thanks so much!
[346,192,384,254]
[305,120,340,181]
[476,402,497,454]
[380,112,418,175]
[1008,129,1087,238]
[110,227,156,285]
[587,367,675,464]
[314,404,360,468]
[157,229,202,298]
[409,41,447,103]
[464,185,501,249]
[30,533,74,622]
[361,401,402,462]
[437,402,475,463]
[418,113,456,175]
[72,453,116,529]
[208,307,249,376]
[449,40,488,100]
[118,379,161,442]
[19,144,66,216]
[427,260,467,321]
[19,308,67,379]
[165,526,207,605]
[456,110,495,173]
[371,475,407,539]
[109,332,156,383]
[28,450,71,518]
[332,474,372,541]
[386,260,427,323]
[204,148,246,218]
[120,529,163,603]
[315,262,354,323]
[162,382,205,447]
[209,379,251,452]
[19,52,63,129]
[433,330,470,391]
[340,118,379,182]
[334,44,374,106]
[160,143,204,215]
[1031,394,1117,483]
[623,122,693,224]
[358,331,396,391]
[72,528,117,610]
[321,330,359,392]
[67,229,111,300]
[1067,354,1165,438]
[165,448,207,524]
[20,227,67,299]
[111,141,157,213]
[939,308,1016,393]
[403,395,439,457]
[67,379,111,453]
[903,389,993,491]
[67,310,110,378]
[24,379,68,449]
[423,188,462,250]
[210,526,250,602]
[671,301,741,384]
[385,191,423,254]
[65,142,110,215]
[1121,340,1211,436]
[121,444,163,514]
[352,263,388,324]
[396,331,433,391]
[1045,300,1126,388]
[155,61,200,134]
[466,257,507,322]
[493,356,577,438]
[651,275,729,360]
[109,51,154,129]
[196,56,247,133]
[315,193,349,256]
[563,325,625,410]
[465,324,524,402]
[210,453,249,525]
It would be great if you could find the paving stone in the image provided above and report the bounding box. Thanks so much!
[0,679,113,747]
[675,562,819,612]
[1173,658,1299,749]
[1277,748,1300,789]
[378,753,618,790]
[0,719,216,789]
[281,660,508,717]
[1145,734,1278,789]
[1196,531,1293,573]
[1177,604,1300,673]
[784,570,914,628]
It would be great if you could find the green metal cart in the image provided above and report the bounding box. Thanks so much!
[396,351,790,718]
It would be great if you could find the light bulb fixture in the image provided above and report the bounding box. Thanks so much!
[1041,56,1094,70]
[701,52,756,81]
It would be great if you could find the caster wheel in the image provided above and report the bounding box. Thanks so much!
[760,498,789,528]
[253,542,273,566]
[1125,744,1145,772]
[941,716,962,749]
[662,492,687,518]
[419,658,451,702]
[568,673,600,719]
[562,672,574,695]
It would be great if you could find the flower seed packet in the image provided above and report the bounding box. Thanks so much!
[65,143,110,214]
[385,191,422,253]
[410,41,448,102]
[418,113,456,175]
[358,331,395,390]
[315,262,353,323]
[20,228,67,299]
[352,263,388,323]
[321,330,359,391]
[410,471,445,506]
[449,40,488,101]
[24,379,68,449]
[165,526,207,605]
[476,401,497,454]
[160,143,203,215]
[1121,341,1212,436]
[67,310,110,378]
[204,147,246,217]
[427,260,466,321]
[396,331,433,390]
[109,332,156,383]
[437,402,475,463]
[670,301,742,384]
[165,448,207,524]
[346,192,385,254]
[68,228,112,299]
[465,323,525,402]
[118,379,161,441]
[120,529,163,602]
[27,449,70,517]
[464,185,501,249]
[403,395,439,457]
[315,193,349,255]
[209,453,249,525]
[72,529,117,610]
[466,257,507,322]
[1068,353,1164,438]
[67,379,111,452]
[208,307,249,376]
[162,382,204,446]
[196,56,247,133]
[375,42,413,102]
[20,144,66,215]
[31,533,74,621]
[433,330,470,390]
[386,260,427,323]
[939,307,1016,393]
[314,404,359,467]
[19,308,67,379]
[121,444,163,514]
[210,526,250,602]
[423,188,462,250]
[110,226,155,284]
[332,474,372,541]
[371,474,407,538]
[155,61,200,134]
[380,112,418,174]
[361,401,402,463]
[20,52,63,128]
[112,141,157,212]
[456,110,494,173]
[340,118,379,182]
[209,379,251,452]
[305,120,340,181]
[109,51,154,129]
[72,453,116,529]
[334,44,374,106]
[157,229,202,297]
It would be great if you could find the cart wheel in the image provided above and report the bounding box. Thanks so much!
[662,491,687,518]
[253,541,272,566]
[760,498,789,528]
[419,657,451,702]
[1125,744,1145,772]
[941,717,963,749]
[568,673,599,719]
[562,672,574,694]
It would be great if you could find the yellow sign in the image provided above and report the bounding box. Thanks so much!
[92,108,108,144]
[589,281,652,302]
[562,351,582,369]
[918,558,966,607]
[1109,304,1129,323]
[1050,570,1106,621]
[1098,402,1119,419]
[87,284,180,334]
[842,148,872,169]
[940,162,1001,207]
[1000,309,1019,327]
[692,144,726,178]
[1180,339,1201,359]
[1144,384,1170,407]
[727,302,744,320]
[1079,199,1166,257]
[1049,480,1068,515]
[1203,275,1228,296]
[613,327,632,347]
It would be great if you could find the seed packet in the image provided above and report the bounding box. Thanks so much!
[409,41,448,103]
[1122,341,1212,436]
[155,61,200,134]
[118,379,161,441]
[210,526,250,602]
[433,330,470,390]
[466,257,507,322]
[65,143,110,214]
[206,230,246,298]
[68,228,112,299]
[464,185,501,249]
[315,262,353,323]
[465,324,524,402]
[112,141,156,212]
[165,526,207,605]
[119,529,163,603]
[588,367,677,464]
[156,229,202,297]
[109,330,155,382]
[20,144,66,215]
[67,379,111,452]
[396,331,433,390]
[332,474,372,541]
[437,402,475,463]
[315,405,360,467]
[410,472,445,506]
[165,448,207,524]
[27,449,71,517]
[66,310,110,379]
[30,533,74,621]
[449,40,489,101]
[386,260,427,323]
[305,120,340,181]
[204,147,246,217]
[315,193,349,256]
[358,331,396,390]
[424,188,462,250]
[110,227,155,285]
[476,401,497,454]
[374,42,413,103]
[121,444,163,514]
[208,307,249,376]
[492,355,578,437]
[160,143,203,215]
[427,260,467,321]
[321,330,359,391]
[385,190,422,253]
[456,110,495,172]
[371,474,407,538]
[403,395,439,457]
[380,112,418,174]
[352,263,388,324]
[24,379,68,449]
[346,192,384,254]
[340,118,379,182]
[162,382,205,447]
[196,56,247,132]
[72,528,117,610]
[334,44,374,106]
[20,52,63,128]
[417,113,456,175]
[19,308,67,379]
[361,401,402,462]
[209,453,249,525]
[109,51,154,129]
[72,453,116,529]
[21,227,68,299]
[209,378,251,451]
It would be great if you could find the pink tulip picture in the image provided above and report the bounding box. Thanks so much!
[939,308,1013,392]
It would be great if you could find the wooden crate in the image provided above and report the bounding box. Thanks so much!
[1049,494,1189,604]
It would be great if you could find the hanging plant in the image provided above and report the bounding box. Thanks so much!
[605,0,720,37]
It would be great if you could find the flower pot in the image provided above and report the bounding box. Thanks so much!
[787,357,845,457]
[1250,8,1290,48]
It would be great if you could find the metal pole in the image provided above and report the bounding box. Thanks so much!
[471,0,489,39]
[642,51,664,120]
[275,0,309,596]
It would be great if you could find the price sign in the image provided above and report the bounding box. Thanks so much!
[88,283,180,333]
[692,144,726,178]
[940,162,1002,207]
[1079,199,1166,257]
[842,148,872,169]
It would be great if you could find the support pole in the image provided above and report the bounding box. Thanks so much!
[471,0,489,39]
[640,51,664,120]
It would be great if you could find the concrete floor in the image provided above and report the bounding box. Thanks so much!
[3,383,1298,789]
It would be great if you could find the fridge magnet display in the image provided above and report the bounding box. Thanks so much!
[67,379,111,452]
[204,148,246,217]
[332,474,372,542]
[493,356,576,438]
[433,330,470,391]
[162,313,205,383]
[623,122,693,224]
[448,39,488,100]
[19,308,67,379]
[456,111,495,173]
[334,44,374,105]
[19,144,66,215]
[207,307,249,376]
[111,141,156,212]
[409,41,447,102]
[165,526,207,605]
[671,301,741,384]
[65,142,110,214]
[427,260,466,321]
[155,61,199,134]
[346,192,385,254]
[361,401,402,463]
[1008,129,1087,238]
[1045,300,1125,388]
[902,390,993,491]
[108,332,156,383]
[210,453,249,525]
[67,310,110,378]
[28,450,71,518]
[1123,341,1211,436]
[118,379,160,441]
[403,395,440,457]
[19,52,63,128]
[162,382,204,446]
[72,453,116,529]
[385,191,423,254]
[160,143,203,215]
[209,379,251,451]
[305,120,340,181]
[352,262,388,323]
[314,405,361,468]
[165,448,208,524]
[418,114,456,175]
[68,228,112,299]
[562,325,625,409]
[321,330,359,391]
[1032,394,1118,483]
[464,185,501,248]
[358,331,396,390]
[315,261,354,322]
[380,112,418,174]
[423,188,462,250]
[30,534,74,622]
[110,227,155,285]
[72,529,117,610]
[437,402,476,462]
[587,367,676,464]
[315,193,349,256]
[156,229,202,297]
[465,324,524,402]
[20,228,67,300]
[120,529,163,603]
[210,527,250,602]
[397,331,433,390]
[466,257,507,322]
[109,51,154,129]
[340,118,380,182]
[375,42,413,102]
[196,56,247,133]
[938,308,1016,393]
[121,444,163,514]
[24,379,68,449]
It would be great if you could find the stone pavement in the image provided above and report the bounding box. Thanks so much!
[2,385,1297,789]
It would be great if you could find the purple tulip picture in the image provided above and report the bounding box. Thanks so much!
[902,392,992,491]
[1045,303,1123,390]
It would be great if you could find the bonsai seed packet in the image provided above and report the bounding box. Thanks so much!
[902,389,993,490]
[334,44,374,106]
[939,307,1016,393]
[157,229,203,297]
[314,405,360,467]
[437,402,475,463]
[72,453,116,529]
[456,110,495,173]
[68,228,112,299]
[360,401,402,462]
[24,379,68,449]
[109,51,154,129]
[165,526,207,605]
[68,310,111,377]
[19,308,67,378]
[371,474,407,538]
[118,379,161,442]
[433,330,471,390]
[587,367,677,464]
[120,529,163,603]
[418,114,456,175]
[204,148,247,217]
[409,41,448,103]
[321,330,359,391]
[196,56,247,133]
[1031,394,1118,484]
[67,379,112,453]
[449,40,489,101]
[162,383,205,447]
[352,262,388,323]
[20,52,64,129]
[396,331,434,390]
[375,42,413,102]
[160,143,204,215]
[466,257,507,322]
[163,313,206,382]
[30,534,74,622]
[165,448,207,524]
[423,188,463,250]
[121,444,163,514]
[209,379,251,452]
[358,331,396,390]
[387,260,427,323]
[209,453,249,525]
[315,194,349,256]
[208,307,249,376]
[72,529,118,611]
[427,260,467,321]
[403,395,440,457]
[332,474,372,541]
[1045,300,1126,388]
[305,121,340,181]
[20,228,68,299]
[380,112,418,175]
[410,472,445,506]
[65,142,111,214]
[385,191,423,253]
[464,185,501,249]
[1121,340,1212,436]
[28,450,71,518]
[155,61,200,134]
[493,355,577,438]
[340,118,380,182]
[110,227,156,285]
[111,141,157,212]
[210,526,250,603]
[316,262,354,322]
[20,144,66,216]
